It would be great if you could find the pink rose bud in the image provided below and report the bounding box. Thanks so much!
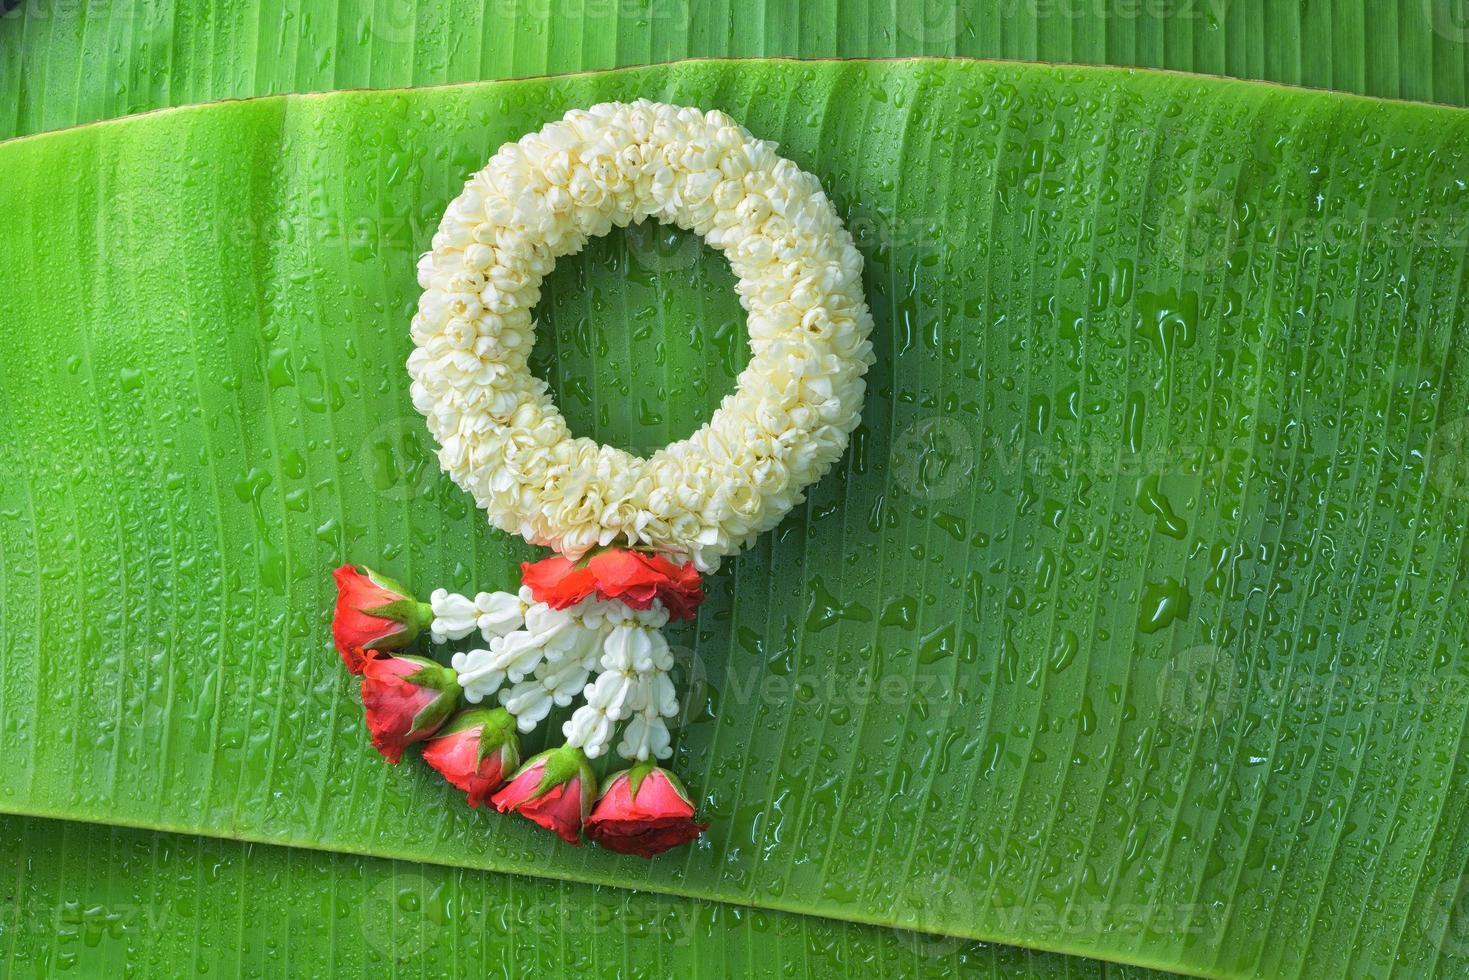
[421,708,521,807]
[359,654,459,763]
[585,761,707,857]
[490,744,596,845]
[331,565,432,675]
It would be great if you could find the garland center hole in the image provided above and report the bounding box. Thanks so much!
[529,220,749,458]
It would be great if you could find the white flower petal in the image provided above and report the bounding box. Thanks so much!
[409,101,872,568]
[451,648,505,704]
[475,590,525,639]
[430,588,481,643]
[563,705,614,758]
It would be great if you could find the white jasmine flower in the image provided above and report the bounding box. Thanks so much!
[563,704,616,758]
[482,598,610,682]
[617,710,672,762]
[601,623,656,672]
[564,623,679,759]
[451,648,505,704]
[500,681,551,730]
[410,101,872,571]
[430,589,481,643]
[486,629,547,684]
[493,602,613,733]
[476,588,528,639]
[500,649,597,733]
[431,587,528,643]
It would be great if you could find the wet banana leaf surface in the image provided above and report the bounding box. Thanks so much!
[1,59,1468,977]
[2,812,1133,978]
[6,0,1469,143]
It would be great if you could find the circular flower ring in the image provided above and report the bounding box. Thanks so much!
[408,100,875,571]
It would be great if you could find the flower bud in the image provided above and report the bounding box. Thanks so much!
[518,555,597,610]
[585,549,703,620]
[490,744,596,845]
[519,548,704,620]
[422,708,520,807]
[585,761,706,857]
[359,655,460,763]
[331,565,432,674]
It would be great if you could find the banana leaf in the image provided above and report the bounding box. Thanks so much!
[4,812,1132,978]
[5,0,1469,145]
[3,56,1469,978]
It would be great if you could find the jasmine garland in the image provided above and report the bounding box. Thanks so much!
[408,100,875,571]
[330,102,871,854]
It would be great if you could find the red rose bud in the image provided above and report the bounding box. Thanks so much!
[585,761,707,857]
[490,744,596,845]
[521,548,704,621]
[585,549,704,620]
[421,708,520,807]
[518,555,598,610]
[331,564,432,674]
[360,655,460,763]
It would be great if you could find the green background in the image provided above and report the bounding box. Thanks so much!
[7,0,1469,146]
[4,3,1469,978]
[5,813,1138,977]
